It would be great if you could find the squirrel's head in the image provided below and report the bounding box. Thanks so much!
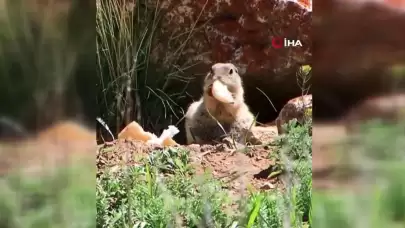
[203,63,244,104]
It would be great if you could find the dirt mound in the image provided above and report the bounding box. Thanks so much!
[0,139,95,176]
[97,139,282,198]
[36,120,95,143]
[312,123,363,190]
[187,144,279,197]
[0,120,96,176]
[97,139,159,174]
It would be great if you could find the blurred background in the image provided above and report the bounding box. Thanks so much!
[0,0,95,132]
[314,0,405,119]
[0,0,96,227]
[312,0,405,226]
[0,0,404,226]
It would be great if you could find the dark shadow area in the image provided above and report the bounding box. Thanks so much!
[0,0,96,136]
[253,166,273,179]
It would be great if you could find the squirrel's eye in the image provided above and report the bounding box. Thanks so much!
[229,69,233,74]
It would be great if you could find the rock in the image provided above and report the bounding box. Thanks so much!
[276,94,312,134]
[260,182,276,190]
[343,93,405,133]
[251,125,278,144]
[315,1,405,75]
[314,0,405,119]
[155,0,311,77]
[186,144,201,153]
[144,0,312,123]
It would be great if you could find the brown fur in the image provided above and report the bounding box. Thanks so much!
[184,63,259,147]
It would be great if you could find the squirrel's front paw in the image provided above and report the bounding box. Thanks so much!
[222,136,244,150]
[247,133,262,145]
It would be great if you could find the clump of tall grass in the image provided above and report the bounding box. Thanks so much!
[0,1,96,227]
[312,122,405,228]
[0,159,96,228]
[96,0,206,135]
[97,137,313,228]
[0,0,93,128]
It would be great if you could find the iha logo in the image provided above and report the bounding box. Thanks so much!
[271,37,303,49]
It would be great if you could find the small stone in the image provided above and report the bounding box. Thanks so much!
[276,94,312,135]
[187,144,201,153]
[260,182,275,190]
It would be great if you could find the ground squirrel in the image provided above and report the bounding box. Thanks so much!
[184,63,259,148]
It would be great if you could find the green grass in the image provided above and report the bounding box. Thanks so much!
[0,118,402,228]
[0,0,76,120]
[96,0,206,135]
[0,0,95,127]
[312,121,405,228]
[95,2,315,225]
[94,117,405,228]
[0,159,96,228]
[95,119,313,228]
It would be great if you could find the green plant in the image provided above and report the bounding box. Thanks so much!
[273,119,312,160]
[0,0,88,125]
[96,0,206,134]
[297,65,311,96]
[96,22,314,225]
[96,132,315,228]
[0,161,96,228]
[146,147,192,175]
[96,158,233,228]
[312,122,405,228]
[266,117,313,227]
